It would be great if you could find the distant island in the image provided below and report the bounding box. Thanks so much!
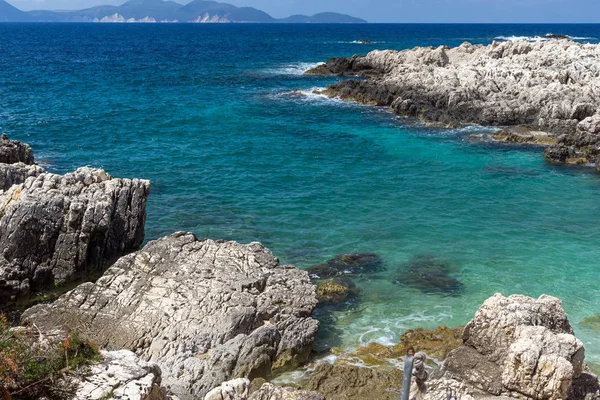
[0,0,367,23]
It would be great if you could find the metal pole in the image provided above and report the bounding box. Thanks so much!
[400,353,414,400]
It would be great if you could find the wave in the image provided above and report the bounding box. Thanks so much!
[270,87,346,104]
[262,62,323,76]
[495,34,596,43]
[326,40,387,44]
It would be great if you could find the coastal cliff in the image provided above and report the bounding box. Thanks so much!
[307,39,600,168]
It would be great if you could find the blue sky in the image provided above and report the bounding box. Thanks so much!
[6,0,600,23]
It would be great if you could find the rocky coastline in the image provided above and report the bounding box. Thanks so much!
[1,134,599,399]
[306,39,600,169]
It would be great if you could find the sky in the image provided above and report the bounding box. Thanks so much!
[6,0,600,23]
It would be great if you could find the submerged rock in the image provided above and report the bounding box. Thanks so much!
[492,126,557,146]
[316,278,358,304]
[312,40,600,168]
[306,253,383,279]
[334,326,462,368]
[24,233,319,399]
[580,315,600,333]
[0,167,150,302]
[393,255,464,296]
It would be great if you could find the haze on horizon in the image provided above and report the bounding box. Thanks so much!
[5,0,600,23]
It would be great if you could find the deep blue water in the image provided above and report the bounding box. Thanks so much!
[2,23,600,360]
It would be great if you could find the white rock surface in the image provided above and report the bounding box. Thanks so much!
[76,350,166,400]
[24,232,319,399]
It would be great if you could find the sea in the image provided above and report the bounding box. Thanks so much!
[1,23,600,363]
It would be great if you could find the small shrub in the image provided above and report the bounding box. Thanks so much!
[0,315,102,399]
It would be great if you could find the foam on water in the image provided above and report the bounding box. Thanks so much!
[262,62,324,75]
[495,34,597,42]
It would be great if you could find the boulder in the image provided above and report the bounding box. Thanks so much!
[316,277,358,304]
[0,133,34,165]
[0,167,150,301]
[426,294,595,400]
[462,294,573,364]
[23,233,319,399]
[75,350,167,400]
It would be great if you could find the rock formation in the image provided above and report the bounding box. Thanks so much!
[303,362,403,400]
[0,134,44,191]
[75,350,167,400]
[0,133,34,165]
[23,232,319,399]
[0,167,150,301]
[306,40,600,167]
[425,293,598,400]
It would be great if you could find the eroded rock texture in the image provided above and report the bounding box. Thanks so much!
[307,40,600,166]
[427,294,598,400]
[0,134,44,191]
[76,350,167,400]
[24,233,319,399]
[0,167,149,300]
[0,133,34,165]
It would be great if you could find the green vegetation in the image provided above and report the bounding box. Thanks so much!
[0,314,102,399]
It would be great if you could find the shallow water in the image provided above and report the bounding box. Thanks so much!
[1,23,600,362]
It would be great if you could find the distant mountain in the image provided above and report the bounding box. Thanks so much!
[0,0,30,21]
[0,0,366,23]
[280,12,366,23]
[176,0,274,22]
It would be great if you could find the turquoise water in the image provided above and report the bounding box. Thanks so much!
[1,23,600,361]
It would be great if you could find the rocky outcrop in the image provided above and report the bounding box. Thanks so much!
[0,134,44,191]
[426,294,598,400]
[0,167,150,301]
[0,133,34,165]
[304,56,382,77]
[23,233,319,399]
[307,40,600,167]
[544,114,600,167]
[76,350,167,400]
[0,162,44,191]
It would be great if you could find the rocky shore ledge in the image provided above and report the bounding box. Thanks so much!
[1,135,599,400]
[306,39,600,168]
